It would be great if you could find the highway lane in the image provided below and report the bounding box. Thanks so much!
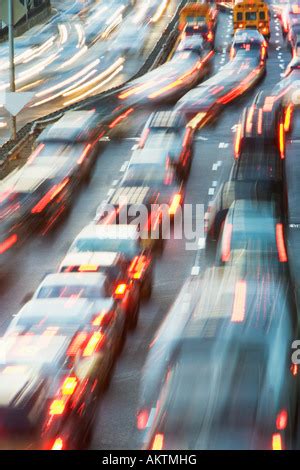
[0,0,178,144]
[0,9,292,449]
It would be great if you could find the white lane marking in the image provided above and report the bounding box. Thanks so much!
[212,181,217,187]
[107,188,114,197]
[208,188,215,196]
[212,163,219,171]
[120,161,129,172]
[194,136,208,141]
[191,266,200,276]
[219,142,229,148]
[131,144,138,150]
[231,124,238,132]
[112,179,119,186]
[124,137,140,141]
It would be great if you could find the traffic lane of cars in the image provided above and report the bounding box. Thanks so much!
[0,12,289,449]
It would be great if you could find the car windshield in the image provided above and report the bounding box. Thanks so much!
[36,285,105,299]
[72,237,138,258]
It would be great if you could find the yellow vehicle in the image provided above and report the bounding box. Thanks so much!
[179,2,218,33]
[233,0,270,39]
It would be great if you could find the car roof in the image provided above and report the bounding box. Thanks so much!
[38,272,107,288]
[0,335,69,368]
[0,167,55,193]
[227,200,277,232]
[38,110,98,142]
[129,148,167,165]
[148,110,183,129]
[77,224,138,240]
[60,252,120,268]
[18,298,96,319]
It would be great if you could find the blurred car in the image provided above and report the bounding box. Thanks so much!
[281,4,300,36]
[0,165,74,241]
[58,251,140,328]
[230,29,267,62]
[0,335,98,450]
[139,265,298,450]
[206,98,284,247]
[138,110,194,180]
[288,23,300,50]
[34,110,104,183]
[215,199,288,268]
[177,34,206,54]
[182,23,215,48]
[67,224,154,299]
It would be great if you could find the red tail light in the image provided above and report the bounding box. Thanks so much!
[49,399,65,416]
[279,122,285,160]
[221,223,232,262]
[67,332,88,357]
[207,31,213,42]
[129,256,147,280]
[51,437,64,450]
[169,193,182,216]
[182,127,192,148]
[234,124,242,159]
[114,283,127,298]
[31,178,70,214]
[291,364,298,376]
[61,376,78,396]
[272,433,283,450]
[77,144,92,164]
[83,331,105,357]
[231,280,247,323]
[284,104,293,132]
[276,410,288,431]
[151,433,164,450]
[0,233,18,255]
[276,223,288,262]
[137,409,149,430]
[139,128,150,148]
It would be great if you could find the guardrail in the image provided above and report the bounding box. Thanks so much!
[0,0,187,177]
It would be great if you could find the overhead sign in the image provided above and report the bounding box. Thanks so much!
[0,0,27,26]
[0,91,34,116]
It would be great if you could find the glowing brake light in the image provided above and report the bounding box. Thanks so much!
[114,283,127,298]
[169,193,182,216]
[51,437,64,450]
[272,433,283,450]
[77,144,92,165]
[207,31,213,42]
[139,128,150,148]
[182,127,192,148]
[279,122,285,160]
[291,364,298,376]
[0,233,18,255]
[49,399,65,416]
[62,376,78,396]
[276,410,288,431]
[129,256,147,280]
[92,311,107,326]
[67,332,88,356]
[31,178,70,214]
[78,264,99,272]
[151,433,164,450]
[234,124,242,159]
[231,280,247,323]
[137,409,149,430]
[284,104,293,132]
[276,223,288,263]
[83,331,105,357]
[221,223,232,262]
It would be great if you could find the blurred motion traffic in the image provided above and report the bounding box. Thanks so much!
[1,0,300,451]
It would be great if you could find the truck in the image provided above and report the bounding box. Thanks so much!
[233,0,270,39]
[178,2,218,46]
